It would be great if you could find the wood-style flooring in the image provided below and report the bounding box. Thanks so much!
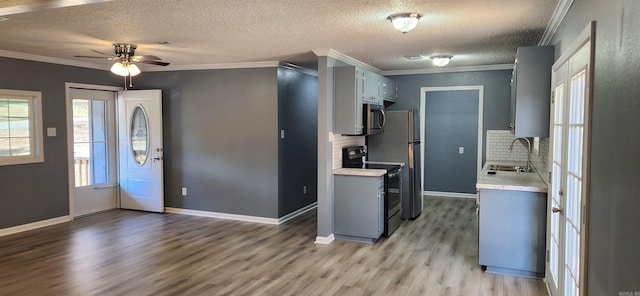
[0,196,547,295]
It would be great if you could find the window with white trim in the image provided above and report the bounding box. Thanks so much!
[0,89,44,166]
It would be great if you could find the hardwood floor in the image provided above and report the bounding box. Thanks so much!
[0,196,547,296]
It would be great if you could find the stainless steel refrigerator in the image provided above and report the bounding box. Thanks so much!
[368,110,422,219]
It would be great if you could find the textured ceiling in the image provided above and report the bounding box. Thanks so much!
[0,0,559,71]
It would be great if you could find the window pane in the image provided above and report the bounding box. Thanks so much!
[9,117,30,137]
[0,138,9,156]
[8,99,29,117]
[91,100,106,142]
[74,143,90,187]
[0,99,7,117]
[10,137,30,156]
[92,142,108,184]
[130,106,148,165]
[0,119,8,137]
[73,99,90,143]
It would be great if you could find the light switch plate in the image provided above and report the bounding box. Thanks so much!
[458,147,464,154]
[47,127,56,137]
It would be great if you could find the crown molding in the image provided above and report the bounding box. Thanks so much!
[144,61,280,72]
[539,0,574,45]
[0,49,107,70]
[313,48,381,73]
[382,64,514,76]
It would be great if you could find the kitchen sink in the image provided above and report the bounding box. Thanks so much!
[488,164,533,173]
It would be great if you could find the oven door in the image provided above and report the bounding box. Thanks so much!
[387,169,402,216]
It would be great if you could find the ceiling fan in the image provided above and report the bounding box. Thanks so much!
[75,43,170,88]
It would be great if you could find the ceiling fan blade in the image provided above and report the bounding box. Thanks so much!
[132,55,162,61]
[91,49,116,56]
[74,55,110,59]
[139,60,170,66]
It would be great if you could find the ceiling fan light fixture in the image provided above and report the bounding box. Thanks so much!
[430,55,453,67]
[110,61,141,77]
[110,62,129,76]
[388,13,422,33]
[128,63,141,76]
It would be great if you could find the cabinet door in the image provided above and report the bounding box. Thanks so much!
[334,66,363,135]
[383,77,397,102]
[363,71,381,104]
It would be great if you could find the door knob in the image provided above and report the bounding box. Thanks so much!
[552,207,562,214]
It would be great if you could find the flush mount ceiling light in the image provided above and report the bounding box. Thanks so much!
[430,55,453,67]
[387,12,422,33]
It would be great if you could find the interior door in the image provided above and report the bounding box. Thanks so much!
[547,39,591,296]
[118,90,164,212]
[69,88,118,217]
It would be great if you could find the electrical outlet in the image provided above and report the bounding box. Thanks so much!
[280,130,285,139]
[458,147,464,154]
[181,187,187,196]
[303,185,307,194]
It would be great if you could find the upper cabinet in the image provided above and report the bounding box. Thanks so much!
[510,45,554,137]
[382,77,397,102]
[334,66,368,135]
[362,71,380,104]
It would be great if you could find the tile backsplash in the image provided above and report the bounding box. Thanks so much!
[485,130,549,182]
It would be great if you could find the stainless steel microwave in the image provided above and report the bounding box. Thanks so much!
[364,104,385,135]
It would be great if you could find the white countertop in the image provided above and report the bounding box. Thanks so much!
[364,161,405,167]
[476,161,548,193]
[333,168,386,177]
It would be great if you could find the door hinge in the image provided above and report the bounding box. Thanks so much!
[546,250,550,262]
[551,91,555,104]
[582,204,587,225]
[548,172,552,183]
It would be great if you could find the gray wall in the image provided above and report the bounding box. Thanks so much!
[388,70,513,166]
[0,57,119,229]
[134,68,281,218]
[423,90,479,194]
[551,1,640,294]
[277,66,318,217]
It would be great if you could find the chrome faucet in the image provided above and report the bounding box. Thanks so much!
[507,137,532,171]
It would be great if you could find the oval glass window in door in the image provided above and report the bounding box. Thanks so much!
[130,105,149,165]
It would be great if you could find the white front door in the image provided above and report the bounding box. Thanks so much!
[118,90,164,212]
[547,24,592,296]
[68,87,118,217]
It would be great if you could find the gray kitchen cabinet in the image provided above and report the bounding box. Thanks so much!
[334,174,384,242]
[510,45,554,137]
[478,188,547,278]
[363,71,382,105]
[334,66,365,135]
[382,77,397,102]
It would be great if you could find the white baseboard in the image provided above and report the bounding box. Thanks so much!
[315,234,335,244]
[0,215,72,237]
[279,202,317,224]
[424,191,477,199]
[165,207,280,225]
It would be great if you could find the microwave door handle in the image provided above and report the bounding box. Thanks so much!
[379,109,386,128]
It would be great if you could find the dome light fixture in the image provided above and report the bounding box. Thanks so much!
[387,12,422,34]
[430,55,453,67]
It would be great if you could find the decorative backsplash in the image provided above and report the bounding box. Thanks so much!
[332,134,365,169]
[485,130,549,183]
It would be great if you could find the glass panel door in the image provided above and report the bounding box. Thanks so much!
[72,99,110,187]
[550,83,565,291]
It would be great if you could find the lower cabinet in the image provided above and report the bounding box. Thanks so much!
[478,189,547,278]
[334,174,384,243]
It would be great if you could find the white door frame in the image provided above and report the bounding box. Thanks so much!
[546,22,594,296]
[419,86,484,198]
[65,82,123,218]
